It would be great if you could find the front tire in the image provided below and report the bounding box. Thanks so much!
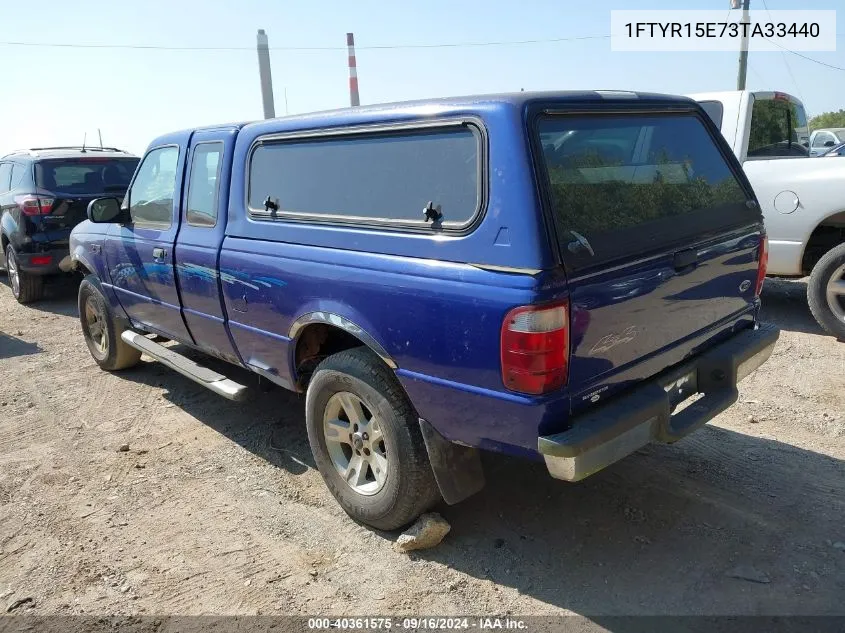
[6,245,44,304]
[305,347,440,530]
[78,275,142,370]
[807,242,845,340]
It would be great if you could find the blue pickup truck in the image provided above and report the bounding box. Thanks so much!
[70,91,779,529]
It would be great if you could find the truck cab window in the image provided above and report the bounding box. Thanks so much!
[812,132,834,149]
[186,143,223,227]
[128,146,179,226]
[747,97,810,159]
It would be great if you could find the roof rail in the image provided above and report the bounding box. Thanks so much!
[23,146,129,153]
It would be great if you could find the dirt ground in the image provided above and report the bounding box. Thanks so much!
[0,275,843,620]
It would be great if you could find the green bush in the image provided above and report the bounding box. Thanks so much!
[809,110,845,130]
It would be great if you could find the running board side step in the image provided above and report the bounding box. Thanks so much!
[120,331,249,401]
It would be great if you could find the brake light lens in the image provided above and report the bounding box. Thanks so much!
[755,235,768,296]
[501,301,569,395]
[15,195,54,216]
[30,255,52,266]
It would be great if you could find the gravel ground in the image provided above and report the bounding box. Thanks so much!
[0,275,843,619]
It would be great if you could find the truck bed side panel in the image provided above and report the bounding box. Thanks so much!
[219,238,538,388]
[742,158,845,276]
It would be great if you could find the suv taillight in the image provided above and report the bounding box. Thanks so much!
[501,301,569,395]
[755,235,768,296]
[15,195,54,216]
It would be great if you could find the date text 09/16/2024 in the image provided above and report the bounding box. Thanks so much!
[307,617,528,630]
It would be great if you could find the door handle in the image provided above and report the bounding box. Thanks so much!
[152,247,166,261]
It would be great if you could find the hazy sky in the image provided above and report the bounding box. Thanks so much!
[1,0,843,157]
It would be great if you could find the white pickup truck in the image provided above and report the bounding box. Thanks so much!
[690,90,845,339]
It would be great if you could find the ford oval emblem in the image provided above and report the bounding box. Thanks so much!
[739,279,752,293]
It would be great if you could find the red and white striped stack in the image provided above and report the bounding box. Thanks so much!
[347,33,360,107]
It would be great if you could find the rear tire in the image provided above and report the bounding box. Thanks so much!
[6,245,44,304]
[807,242,845,340]
[305,347,440,530]
[78,275,142,370]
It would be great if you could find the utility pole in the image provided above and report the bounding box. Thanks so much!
[734,0,751,90]
[256,29,276,119]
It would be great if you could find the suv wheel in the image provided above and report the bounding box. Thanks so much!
[5,245,43,304]
[78,275,142,370]
[305,347,440,530]
[808,242,845,340]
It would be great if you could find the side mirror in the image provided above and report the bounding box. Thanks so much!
[824,140,835,147]
[87,197,127,223]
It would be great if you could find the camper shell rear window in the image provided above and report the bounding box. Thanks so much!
[535,111,756,271]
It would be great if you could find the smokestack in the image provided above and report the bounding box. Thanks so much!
[347,32,360,107]
[256,29,276,119]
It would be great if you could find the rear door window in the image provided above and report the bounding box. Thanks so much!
[536,112,753,271]
[35,158,140,194]
[186,143,223,227]
[248,124,481,229]
[10,164,28,189]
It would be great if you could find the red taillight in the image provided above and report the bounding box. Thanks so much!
[755,235,768,296]
[15,195,54,216]
[501,301,569,395]
[30,255,52,266]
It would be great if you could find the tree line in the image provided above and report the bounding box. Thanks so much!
[810,110,845,130]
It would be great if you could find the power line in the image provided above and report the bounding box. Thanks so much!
[0,32,842,51]
[749,0,845,73]
[0,30,840,67]
[0,34,611,52]
[747,62,768,86]
[766,39,845,72]
[760,0,805,102]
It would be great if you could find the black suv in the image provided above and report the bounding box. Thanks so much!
[0,147,139,303]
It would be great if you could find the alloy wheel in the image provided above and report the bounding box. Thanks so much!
[6,249,19,298]
[322,391,388,495]
[826,263,845,324]
[84,297,109,356]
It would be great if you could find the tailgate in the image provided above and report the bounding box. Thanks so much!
[31,194,102,243]
[47,195,97,227]
[534,107,764,410]
[32,156,137,238]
